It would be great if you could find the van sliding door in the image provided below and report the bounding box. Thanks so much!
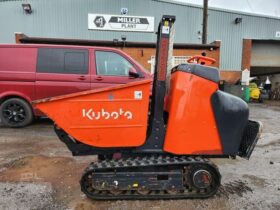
[35,48,90,100]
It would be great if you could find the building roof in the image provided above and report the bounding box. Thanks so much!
[2,0,280,20]
[158,0,280,20]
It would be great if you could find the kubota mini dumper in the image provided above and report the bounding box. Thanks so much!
[33,16,262,200]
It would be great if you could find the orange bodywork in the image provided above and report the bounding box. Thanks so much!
[164,71,223,155]
[34,80,150,148]
[187,55,216,65]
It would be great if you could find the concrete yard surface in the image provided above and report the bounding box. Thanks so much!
[0,104,279,210]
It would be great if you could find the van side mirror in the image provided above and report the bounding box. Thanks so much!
[129,67,139,78]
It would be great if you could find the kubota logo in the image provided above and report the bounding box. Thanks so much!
[82,108,132,120]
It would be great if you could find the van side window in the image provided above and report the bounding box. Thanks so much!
[37,48,88,74]
[95,51,133,76]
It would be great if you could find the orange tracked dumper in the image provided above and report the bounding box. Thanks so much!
[34,16,262,200]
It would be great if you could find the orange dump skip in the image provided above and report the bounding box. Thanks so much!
[33,80,151,148]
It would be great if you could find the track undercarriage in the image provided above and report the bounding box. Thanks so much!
[80,155,221,200]
[55,126,221,200]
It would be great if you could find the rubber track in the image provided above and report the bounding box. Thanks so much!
[80,155,221,200]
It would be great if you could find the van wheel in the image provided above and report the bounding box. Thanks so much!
[0,98,34,128]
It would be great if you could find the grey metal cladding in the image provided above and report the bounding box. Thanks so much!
[0,0,280,70]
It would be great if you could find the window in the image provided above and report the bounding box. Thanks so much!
[95,51,133,76]
[37,48,88,74]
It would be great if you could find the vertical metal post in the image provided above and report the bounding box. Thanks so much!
[202,0,208,44]
[137,15,176,152]
[150,15,175,125]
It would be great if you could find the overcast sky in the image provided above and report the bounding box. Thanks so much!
[173,0,280,17]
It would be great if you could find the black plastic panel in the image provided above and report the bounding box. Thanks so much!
[211,90,249,155]
[238,120,261,159]
[173,63,219,83]
[92,171,183,191]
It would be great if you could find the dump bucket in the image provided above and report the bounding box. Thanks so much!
[33,80,151,148]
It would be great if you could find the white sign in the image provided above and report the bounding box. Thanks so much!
[276,31,280,38]
[88,14,154,32]
[162,26,170,34]
[134,91,143,99]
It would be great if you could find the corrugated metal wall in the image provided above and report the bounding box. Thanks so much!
[251,42,280,66]
[1,0,280,70]
[207,8,280,70]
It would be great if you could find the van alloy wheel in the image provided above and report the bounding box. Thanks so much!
[0,98,34,128]
[2,103,26,124]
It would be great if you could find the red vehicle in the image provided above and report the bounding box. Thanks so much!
[0,44,151,127]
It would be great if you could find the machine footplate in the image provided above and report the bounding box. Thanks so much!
[80,155,221,200]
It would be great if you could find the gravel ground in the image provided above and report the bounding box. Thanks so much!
[0,104,279,210]
[0,182,66,210]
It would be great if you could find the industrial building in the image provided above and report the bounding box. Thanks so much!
[1,0,280,86]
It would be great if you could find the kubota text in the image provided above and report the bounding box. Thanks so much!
[82,108,133,120]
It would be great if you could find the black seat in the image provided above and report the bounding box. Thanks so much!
[172,63,220,83]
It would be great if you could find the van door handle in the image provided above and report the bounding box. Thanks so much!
[95,76,103,81]
[78,76,86,80]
